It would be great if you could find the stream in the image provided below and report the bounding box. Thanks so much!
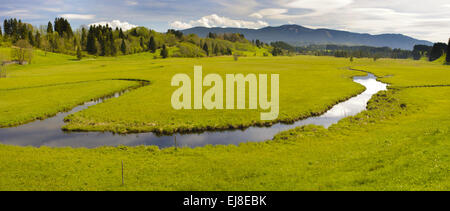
[0,74,387,148]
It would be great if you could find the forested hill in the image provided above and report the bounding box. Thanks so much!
[181,24,433,50]
[0,18,272,59]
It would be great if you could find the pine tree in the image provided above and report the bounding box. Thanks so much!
[121,39,127,55]
[213,44,219,56]
[28,31,34,46]
[446,38,450,64]
[203,43,209,56]
[34,32,41,48]
[3,20,7,36]
[86,27,97,54]
[148,36,156,53]
[140,37,144,49]
[429,42,447,61]
[76,46,82,60]
[119,28,125,39]
[226,47,232,55]
[47,21,53,34]
[81,28,87,50]
[109,32,116,56]
[160,44,168,58]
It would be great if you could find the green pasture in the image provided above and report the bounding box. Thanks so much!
[0,49,448,190]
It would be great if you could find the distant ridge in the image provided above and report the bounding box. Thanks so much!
[181,24,433,50]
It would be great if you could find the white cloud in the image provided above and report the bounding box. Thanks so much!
[0,9,43,19]
[169,14,269,29]
[60,14,95,20]
[125,1,138,6]
[249,13,264,19]
[250,8,289,19]
[169,21,193,29]
[285,0,354,16]
[89,20,137,30]
[0,9,28,16]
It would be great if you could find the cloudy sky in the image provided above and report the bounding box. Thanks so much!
[1,0,450,42]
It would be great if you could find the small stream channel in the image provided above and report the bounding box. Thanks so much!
[0,74,387,148]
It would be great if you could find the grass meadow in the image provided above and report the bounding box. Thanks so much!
[0,48,448,190]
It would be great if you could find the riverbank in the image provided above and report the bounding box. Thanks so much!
[1,85,448,190]
[0,73,385,148]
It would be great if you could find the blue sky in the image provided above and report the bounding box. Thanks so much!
[1,0,450,42]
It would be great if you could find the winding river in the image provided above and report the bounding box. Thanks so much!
[0,73,387,148]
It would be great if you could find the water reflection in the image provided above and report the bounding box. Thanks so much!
[0,74,387,148]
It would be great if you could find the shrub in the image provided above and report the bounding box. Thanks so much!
[11,39,33,64]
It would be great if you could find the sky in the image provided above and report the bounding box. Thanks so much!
[1,0,450,42]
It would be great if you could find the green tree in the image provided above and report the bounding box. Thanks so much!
[160,44,168,58]
[47,21,53,34]
[109,33,117,56]
[81,28,87,50]
[148,36,157,53]
[35,32,41,48]
[119,28,125,39]
[86,27,97,54]
[11,39,33,64]
[140,37,144,49]
[28,31,34,46]
[271,47,283,56]
[3,20,8,36]
[76,46,82,60]
[203,43,209,56]
[121,39,127,55]
[54,17,73,38]
[213,44,219,56]
[446,38,450,64]
[429,42,447,61]
[0,52,6,78]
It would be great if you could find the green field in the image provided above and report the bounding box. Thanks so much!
[0,48,366,133]
[0,49,449,190]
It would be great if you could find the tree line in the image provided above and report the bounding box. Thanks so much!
[269,41,415,59]
[0,18,271,60]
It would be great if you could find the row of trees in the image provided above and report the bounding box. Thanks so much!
[426,42,447,62]
[268,41,414,59]
[1,17,272,59]
[9,17,449,62]
[414,41,450,63]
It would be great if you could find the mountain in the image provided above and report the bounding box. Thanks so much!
[181,25,433,50]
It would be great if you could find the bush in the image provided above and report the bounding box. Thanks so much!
[173,42,205,58]
[233,53,239,61]
[11,40,33,64]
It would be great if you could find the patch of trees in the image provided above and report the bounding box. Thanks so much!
[290,44,413,59]
[253,39,265,48]
[2,17,77,55]
[207,32,248,43]
[412,45,432,60]
[271,47,284,56]
[428,42,448,62]
[1,18,271,59]
[85,25,117,56]
[3,18,34,43]
[53,18,73,37]
[270,41,296,53]
[167,29,184,39]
